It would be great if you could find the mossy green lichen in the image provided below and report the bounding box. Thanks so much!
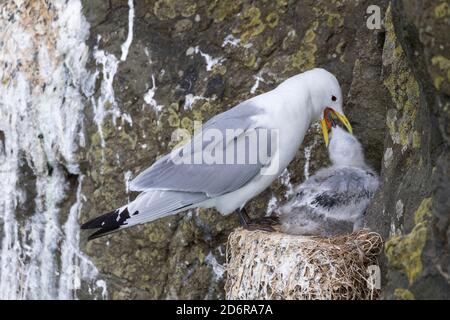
[265,12,279,28]
[181,3,197,17]
[326,12,344,28]
[335,40,345,55]
[211,64,227,75]
[394,288,415,300]
[313,6,344,29]
[431,55,450,85]
[281,29,296,50]
[382,4,421,149]
[265,35,275,49]
[414,197,433,225]
[412,131,421,149]
[385,198,433,285]
[289,21,318,72]
[434,75,445,90]
[168,103,180,127]
[232,6,266,43]
[242,50,257,68]
[209,0,242,22]
[153,0,198,20]
[434,2,450,18]
[153,0,177,20]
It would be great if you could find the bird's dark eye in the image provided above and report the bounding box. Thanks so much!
[331,95,337,102]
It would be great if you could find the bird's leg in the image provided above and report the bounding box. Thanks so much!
[238,207,251,229]
[237,207,277,232]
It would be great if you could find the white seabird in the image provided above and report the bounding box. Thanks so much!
[82,68,353,240]
[279,114,379,236]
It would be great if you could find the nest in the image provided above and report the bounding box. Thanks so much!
[225,229,383,300]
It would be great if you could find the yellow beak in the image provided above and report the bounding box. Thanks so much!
[321,118,329,147]
[320,110,353,147]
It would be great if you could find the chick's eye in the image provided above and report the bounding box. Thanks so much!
[331,95,337,102]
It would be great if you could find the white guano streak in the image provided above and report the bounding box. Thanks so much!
[91,0,135,151]
[120,0,135,61]
[194,46,224,71]
[0,0,105,299]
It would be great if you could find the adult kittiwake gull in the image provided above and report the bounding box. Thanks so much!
[82,68,353,240]
[279,110,379,236]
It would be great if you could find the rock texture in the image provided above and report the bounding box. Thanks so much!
[366,0,450,300]
[2,0,446,299]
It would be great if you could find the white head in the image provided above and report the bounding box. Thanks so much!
[279,68,352,146]
[329,126,366,167]
[303,68,344,120]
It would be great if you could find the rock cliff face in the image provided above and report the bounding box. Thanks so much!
[80,0,390,299]
[366,0,450,300]
[0,0,448,299]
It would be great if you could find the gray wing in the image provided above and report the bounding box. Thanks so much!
[126,190,208,226]
[292,166,379,212]
[130,102,271,197]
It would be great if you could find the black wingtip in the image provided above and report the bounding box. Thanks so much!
[81,207,132,241]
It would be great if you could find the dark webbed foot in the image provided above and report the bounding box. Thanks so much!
[238,207,278,232]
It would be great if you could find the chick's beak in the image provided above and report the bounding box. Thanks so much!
[320,108,353,147]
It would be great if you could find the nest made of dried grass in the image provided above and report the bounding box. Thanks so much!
[225,229,383,300]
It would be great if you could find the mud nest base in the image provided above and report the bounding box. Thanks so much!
[225,229,383,300]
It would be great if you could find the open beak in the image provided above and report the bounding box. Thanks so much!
[320,108,353,147]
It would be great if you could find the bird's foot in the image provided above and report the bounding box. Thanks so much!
[238,208,278,232]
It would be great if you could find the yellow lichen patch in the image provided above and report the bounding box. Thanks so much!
[209,0,242,22]
[282,29,296,50]
[382,4,421,149]
[335,40,346,55]
[153,0,198,20]
[434,75,445,90]
[147,225,170,242]
[265,35,275,48]
[414,197,432,225]
[386,111,398,143]
[383,71,419,110]
[394,288,415,300]
[153,0,177,19]
[211,64,227,75]
[412,131,421,149]
[117,128,138,150]
[398,101,417,147]
[240,49,257,68]
[431,55,450,82]
[181,3,197,17]
[232,6,266,43]
[434,2,450,18]
[385,198,433,285]
[276,0,288,7]
[167,103,181,127]
[313,6,344,29]
[192,110,204,123]
[289,21,318,72]
[326,12,344,28]
[181,116,193,131]
[199,101,213,113]
[265,12,279,28]
[385,225,427,285]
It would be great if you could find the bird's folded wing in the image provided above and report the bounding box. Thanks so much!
[130,102,274,197]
